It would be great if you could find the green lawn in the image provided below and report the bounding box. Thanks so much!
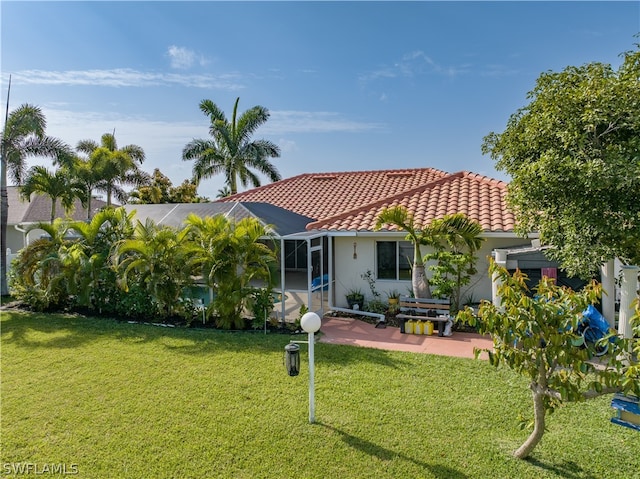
[1,310,638,479]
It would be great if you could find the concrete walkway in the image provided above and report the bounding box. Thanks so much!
[319,316,493,359]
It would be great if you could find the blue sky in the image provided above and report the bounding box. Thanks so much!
[2,1,638,198]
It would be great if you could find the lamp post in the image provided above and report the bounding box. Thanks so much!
[300,311,321,424]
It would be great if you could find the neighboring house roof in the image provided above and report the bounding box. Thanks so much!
[218,168,515,233]
[123,202,314,237]
[4,186,108,224]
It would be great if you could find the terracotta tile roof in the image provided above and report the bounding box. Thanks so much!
[219,168,449,220]
[217,168,515,233]
[309,171,515,232]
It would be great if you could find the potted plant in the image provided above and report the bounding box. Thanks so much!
[386,289,400,306]
[346,288,365,310]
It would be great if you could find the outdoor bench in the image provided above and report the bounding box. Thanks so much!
[396,296,452,336]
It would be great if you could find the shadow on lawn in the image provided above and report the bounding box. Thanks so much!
[525,457,593,479]
[319,423,469,479]
[0,310,279,355]
[0,311,98,349]
[0,310,411,369]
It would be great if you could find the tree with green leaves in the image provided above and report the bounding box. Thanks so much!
[459,261,640,459]
[185,213,277,329]
[425,213,485,312]
[129,168,206,204]
[170,179,206,203]
[482,43,640,278]
[375,206,432,298]
[9,219,72,311]
[182,97,281,195]
[21,165,86,223]
[1,103,71,295]
[113,219,194,320]
[128,168,172,204]
[216,185,232,199]
[76,132,148,207]
[65,153,106,220]
[65,208,135,312]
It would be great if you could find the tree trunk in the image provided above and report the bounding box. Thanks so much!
[87,194,92,220]
[514,385,546,459]
[0,184,8,296]
[412,263,431,299]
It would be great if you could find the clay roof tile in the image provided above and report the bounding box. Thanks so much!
[218,168,514,233]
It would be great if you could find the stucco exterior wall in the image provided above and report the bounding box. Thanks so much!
[331,234,531,309]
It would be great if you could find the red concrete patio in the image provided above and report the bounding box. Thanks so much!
[319,316,493,359]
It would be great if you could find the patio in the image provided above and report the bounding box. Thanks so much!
[319,316,493,359]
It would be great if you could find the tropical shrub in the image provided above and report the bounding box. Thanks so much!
[9,205,278,328]
[365,299,388,315]
[9,220,72,311]
[112,283,156,321]
[65,208,136,313]
[424,213,484,313]
[113,219,194,321]
[185,214,277,329]
[248,287,276,330]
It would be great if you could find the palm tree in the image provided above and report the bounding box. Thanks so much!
[66,207,135,310]
[429,213,484,254]
[66,154,106,220]
[11,219,72,310]
[1,103,71,295]
[113,219,193,319]
[375,207,486,303]
[375,206,431,298]
[20,165,86,223]
[182,97,281,194]
[425,213,485,312]
[216,185,232,199]
[185,213,277,329]
[76,132,148,207]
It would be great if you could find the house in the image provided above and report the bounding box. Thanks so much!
[4,186,109,265]
[215,168,533,315]
[5,168,624,323]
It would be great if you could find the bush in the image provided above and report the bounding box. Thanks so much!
[249,287,275,330]
[365,299,388,315]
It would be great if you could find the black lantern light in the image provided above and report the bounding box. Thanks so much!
[284,343,300,377]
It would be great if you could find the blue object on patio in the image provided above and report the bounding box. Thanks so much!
[610,393,640,432]
[578,304,616,356]
[311,274,329,292]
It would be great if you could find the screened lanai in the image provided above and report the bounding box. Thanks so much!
[123,201,328,322]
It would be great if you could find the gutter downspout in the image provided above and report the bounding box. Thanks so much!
[280,236,286,321]
[325,233,385,324]
[14,224,28,249]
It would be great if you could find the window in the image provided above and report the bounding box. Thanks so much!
[376,241,412,280]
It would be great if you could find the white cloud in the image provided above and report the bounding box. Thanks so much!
[360,50,468,83]
[167,45,196,69]
[39,107,202,184]
[9,69,244,90]
[278,138,297,153]
[266,111,384,134]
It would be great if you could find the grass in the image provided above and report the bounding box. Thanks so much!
[1,310,638,479]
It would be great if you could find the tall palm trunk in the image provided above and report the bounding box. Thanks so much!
[1,77,10,296]
[412,247,431,298]
[1,170,8,296]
